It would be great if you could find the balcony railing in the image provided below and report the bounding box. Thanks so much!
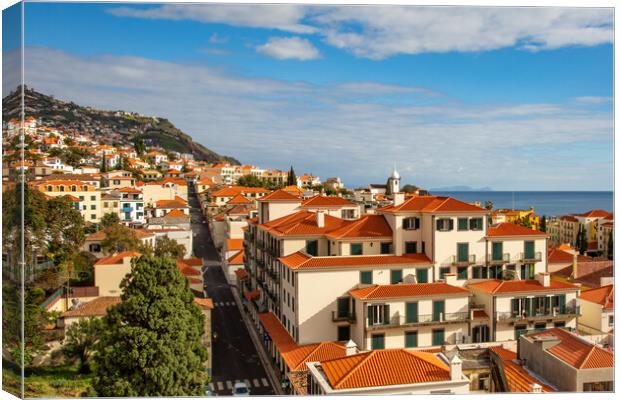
[488,253,510,265]
[495,306,579,321]
[332,311,356,323]
[366,312,469,330]
[519,251,542,262]
[451,255,476,266]
[121,206,133,212]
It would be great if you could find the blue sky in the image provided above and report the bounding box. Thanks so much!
[3,3,614,190]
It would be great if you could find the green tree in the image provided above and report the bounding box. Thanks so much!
[401,184,419,194]
[286,166,297,186]
[607,230,613,260]
[578,225,588,255]
[134,138,146,157]
[385,178,393,196]
[64,317,104,373]
[100,154,107,172]
[92,256,208,396]
[100,212,121,228]
[540,215,547,232]
[45,196,86,264]
[484,200,494,210]
[101,224,141,255]
[152,236,186,259]
[237,174,264,188]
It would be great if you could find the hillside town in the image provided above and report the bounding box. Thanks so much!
[2,115,614,396]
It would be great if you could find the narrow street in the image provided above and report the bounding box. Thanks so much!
[188,186,275,396]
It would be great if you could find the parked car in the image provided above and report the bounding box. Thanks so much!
[232,382,250,396]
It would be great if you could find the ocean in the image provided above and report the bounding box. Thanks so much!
[430,191,614,217]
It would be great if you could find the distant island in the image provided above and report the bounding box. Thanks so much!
[429,186,493,192]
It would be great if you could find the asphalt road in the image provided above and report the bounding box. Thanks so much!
[188,187,274,396]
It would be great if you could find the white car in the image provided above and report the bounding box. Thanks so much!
[232,382,250,396]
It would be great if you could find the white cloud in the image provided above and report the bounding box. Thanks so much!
[209,33,228,44]
[107,5,613,59]
[574,96,612,104]
[256,37,320,60]
[108,4,316,34]
[10,47,613,190]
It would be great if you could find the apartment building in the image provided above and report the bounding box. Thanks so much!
[94,251,142,296]
[31,179,102,223]
[547,215,579,247]
[101,193,121,219]
[115,187,145,225]
[578,284,614,334]
[469,274,580,341]
[141,178,188,206]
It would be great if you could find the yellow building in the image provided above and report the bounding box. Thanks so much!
[31,179,103,223]
[492,208,541,231]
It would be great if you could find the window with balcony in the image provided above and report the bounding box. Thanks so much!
[368,304,389,326]
[520,264,535,280]
[351,243,363,255]
[336,297,350,319]
[472,266,488,279]
[405,241,417,254]
[491,242,503,261]
[436,218,453,231]
[457,218,469,231]
[469,217,483,231]
[416,268,428,283]
[403,217,420,230]
[306,240,318,256]
[406,302,418,323]
[405,331,418,348]
[524,241,535,259]
[457,266,468,280]
[432,300,445,321]
[360,271,373,284]
[390,269,403,284]
[380,242,392,254]
[457,243,469,263]
[439,267,450,280]
[337,326,350,341]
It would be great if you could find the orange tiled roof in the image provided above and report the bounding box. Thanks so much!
[227,193,252,205]
[525,328,614,369]
[579,284,614,310]
[155,198,188,208]
[261,210,349,237]
[94,251,141,266]
[548,247,591,264]
[468,279,579,294]
[226,239,244,251]
[117,187,141,193]
[326,214,392,239]
[164,209,187,218]
[487,222,547,237]
[300,195,354,207]
[244,289,260,301]
[62,297,121,318]
[258,189,301,202]
[228,250,244,265]
[279,252,431,270]
[577,209,613,218]
[490,346,555,392]
[227,205,255,215]
[320,349,450,390]
[86,228,154,242]
[235,268,249,280]
[379,195,487,214]
[349,282,469,300]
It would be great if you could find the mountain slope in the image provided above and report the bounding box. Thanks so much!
[2,86,239,164]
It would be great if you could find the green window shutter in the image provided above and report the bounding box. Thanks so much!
[524,241,535,259]
[351,243,363,255]
[544,296,551,315]
[383,304,390,325]
[337,298,349,317]
[436,219,442,230]
[457,243,469,262]
[457,267,468,280]
[371,334,385,350]
[367,306,375,325]
[406,302,418,323]
[415,218,420,229]
[433,300,445,321]
[432,329,445,346]
[448,219,454,231]
[405,331,418,348]
[492,242,503,260]
[416,268,428,283]
[390,269,403,284]
[529,264,535,279]
[511,298,519,313]
[360,271,372,284]
[558,294,566,314]
[458,218,468,231]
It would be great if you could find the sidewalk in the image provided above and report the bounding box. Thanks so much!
[230,283,284,395]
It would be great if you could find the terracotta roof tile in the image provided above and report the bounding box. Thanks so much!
[235,268,249,280]
[227,193,252,205]
[525,328,614,369]
[577,209,613,218]
[258,189,301,202]
[228,250,244,265]
[349,282,469,300]
[279,252,432,270]
[380,195,487,214]
[468,279,579,294]
[326,214,392,239]
[490,347,555,392]
[487,222,547,237]
[261,210,349,237]
[94,251,141,266]
[548,248,591,264]
[194,297,214,309]
[62,296,121,318]
[320,349,450,390]
[579,284,614,310]
[300,195,354,207]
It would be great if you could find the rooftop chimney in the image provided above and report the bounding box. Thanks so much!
[393,192,405,206]
[450,354,462,381]
[444,272,457,286]
[530,383,542,393]
[317,210,325,228]
[345,340,358,356]
[535,272,550,287]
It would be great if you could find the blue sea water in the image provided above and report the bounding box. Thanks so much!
[431,191,613,217]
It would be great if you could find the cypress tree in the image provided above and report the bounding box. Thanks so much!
[92,255,208,396]
[286,166,297,186]
[579,225,588,255]
[607,230,613,260]
[540,215,547,232]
